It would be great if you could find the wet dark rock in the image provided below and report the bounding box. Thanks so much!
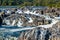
[41,10,44,15]
[0,17,2,26]
[45,30,51,40]
[52,9,55,12]
[37,29,41,40]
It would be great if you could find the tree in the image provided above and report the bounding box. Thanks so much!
[2,0,7,6]
[0,0,2,5]
[33,0,41,6]
[8,0,14,6]
[0,0,60,8]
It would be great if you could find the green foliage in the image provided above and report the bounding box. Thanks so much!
[0,0,60,8]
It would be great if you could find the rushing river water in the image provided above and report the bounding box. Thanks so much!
[0,6,18,9]
[0,6,54,40]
